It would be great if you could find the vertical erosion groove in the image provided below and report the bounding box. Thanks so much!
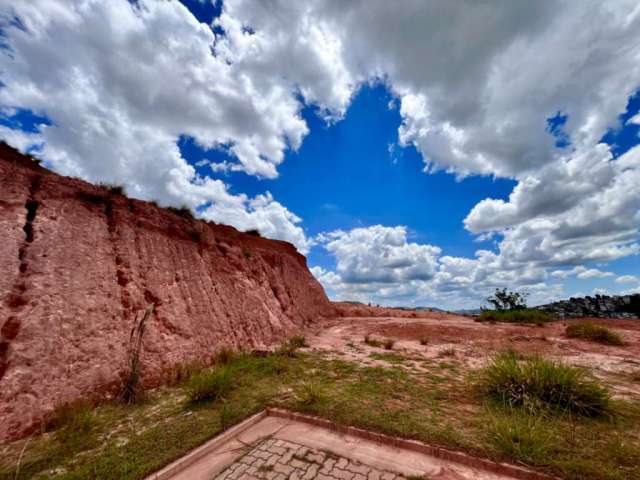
[1,176,41,380]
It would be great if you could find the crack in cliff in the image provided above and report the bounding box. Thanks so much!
[1,176,41,380]
[102,196,134,318]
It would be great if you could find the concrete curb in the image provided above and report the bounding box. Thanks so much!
[266,408,559,480]
[146,408,558,480]
[144,410,268,480]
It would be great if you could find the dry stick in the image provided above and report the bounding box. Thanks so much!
[122,304,154,404]
[14,436,32,480]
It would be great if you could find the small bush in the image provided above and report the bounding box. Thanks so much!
[243,249,252,259]
[100,183,125,196]
[364,335,382,348]
[186,365,233,403]
[478,309,553,324]
[480,351,611,417]
[187,227,202,243]
[212,347,236,365]
[363,335,394,349]
[168,205,194,220]
[438,347,456,358]
[245,229,262,237]
[419,337,429,345]
[288,335,308,349]
[566,321,624,346]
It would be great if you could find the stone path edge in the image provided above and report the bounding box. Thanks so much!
[145,410,268,480]
[265,408,559,480]
[145,408,559,480]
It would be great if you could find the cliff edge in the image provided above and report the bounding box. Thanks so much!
[0,143,333,440]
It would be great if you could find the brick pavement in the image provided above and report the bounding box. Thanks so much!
[214,438,413,480]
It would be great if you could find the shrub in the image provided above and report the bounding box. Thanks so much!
[168,205,194,220]
[438,347,456,358]
[288,335,308,349]
[245,229,262,237]
[477,309,553,324]
[212,347,236,365]
[363,335,394,349]
[100,183,125,195]
[277,336,307,357]
[480,351,611,417]
[187,227,202,243]
[566,321,624,346]
[186,365,233,403]
[419,337,429,345]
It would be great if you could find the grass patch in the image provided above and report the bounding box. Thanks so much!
[277,336,307,357]
[485,407,554,464]
[477,309,554,324]
[369,352,408,364]
[566,321,624,346]
[186,365,233,403]
[1,351,639,480]
[479,351,611,417]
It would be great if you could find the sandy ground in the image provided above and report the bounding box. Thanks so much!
[303,314,640,400]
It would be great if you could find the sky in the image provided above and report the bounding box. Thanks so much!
[1,0,639,310]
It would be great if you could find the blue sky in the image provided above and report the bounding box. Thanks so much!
[1,0,639,309]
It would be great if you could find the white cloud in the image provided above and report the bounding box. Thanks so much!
[2,0,640,302]
[551,266,614,280]
[0,0,311,251]
[616,275,639,284]
[628,113,640,125]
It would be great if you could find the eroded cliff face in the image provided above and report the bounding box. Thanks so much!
[0,143,333,441]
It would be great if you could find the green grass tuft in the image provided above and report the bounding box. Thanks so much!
[186,365,233,403]
[477,309,554,324]
[480,351,611,417]
[566,321,624,346]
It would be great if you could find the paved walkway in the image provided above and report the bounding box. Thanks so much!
[215,438,406,480]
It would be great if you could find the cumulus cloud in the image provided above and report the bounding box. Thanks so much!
[616,275,639,284]
[313,225,562,309]
[0,0,313,251]
[2,0,640,304]
[551,266,614,280]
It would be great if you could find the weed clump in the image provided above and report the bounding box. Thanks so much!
[480,351,611,417]
[566,321,624,346]
[364,335,394,349]
[486,408,553,464]
[212,347,236,365]
[419,337,429,345]
[277,336,307,357]
[477,309,553,324]
[186,365,233,403]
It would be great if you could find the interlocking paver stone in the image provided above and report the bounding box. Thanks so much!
[213,438,411,480]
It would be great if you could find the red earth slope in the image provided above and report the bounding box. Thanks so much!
[0,143,333,440]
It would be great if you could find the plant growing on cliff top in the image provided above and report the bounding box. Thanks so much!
[479,351,611,417]
[566,321,624,346]
[167,205,194,220]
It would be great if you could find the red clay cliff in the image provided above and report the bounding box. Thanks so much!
[0,143,333,441]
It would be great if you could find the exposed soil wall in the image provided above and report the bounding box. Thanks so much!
[0,143,333,441]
